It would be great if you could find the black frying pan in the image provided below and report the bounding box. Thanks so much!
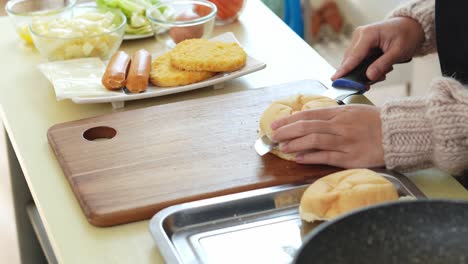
[293,200,468,264]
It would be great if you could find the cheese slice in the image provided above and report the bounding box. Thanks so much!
[38,58,120,100]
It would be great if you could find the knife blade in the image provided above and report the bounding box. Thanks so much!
[254,48,386,156]
[254,134,278,156]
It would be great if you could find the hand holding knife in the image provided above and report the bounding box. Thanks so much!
[255,48,411,156]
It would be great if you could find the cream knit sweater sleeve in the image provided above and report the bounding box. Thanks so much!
[388,0,436,56]
[382,77,468,175]
[381,1,468,175]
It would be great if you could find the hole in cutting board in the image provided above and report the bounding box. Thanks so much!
[83,126,116,141]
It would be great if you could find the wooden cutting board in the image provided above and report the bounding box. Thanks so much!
[48,80,342,227]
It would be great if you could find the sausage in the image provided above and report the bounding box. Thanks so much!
[101,51,131,90]
[126,49,152,93]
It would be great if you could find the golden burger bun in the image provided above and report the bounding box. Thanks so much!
[258,94,338,161]
[299,169,399,222]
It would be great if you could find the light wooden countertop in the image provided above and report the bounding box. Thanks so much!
[0,1,467,263]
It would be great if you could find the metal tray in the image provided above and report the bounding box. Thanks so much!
[149,169,426,264]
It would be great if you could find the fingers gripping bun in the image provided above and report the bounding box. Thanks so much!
[299,169,399,222]
[258,94,338,161]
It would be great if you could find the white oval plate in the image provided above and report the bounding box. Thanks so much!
[124,32,154,40]
[71,32,267,108]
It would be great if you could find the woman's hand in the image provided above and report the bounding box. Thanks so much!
[270,105,385,168]
[332,17,425,83]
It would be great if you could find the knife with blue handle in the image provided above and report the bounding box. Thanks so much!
[324,48,384,105]
[326,48,412,104]
[255,48,405,156]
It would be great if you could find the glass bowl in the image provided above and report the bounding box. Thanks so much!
[5,0,77,45]
[207,0,246,25]
[29,6,126,61]
[146,0,217,48]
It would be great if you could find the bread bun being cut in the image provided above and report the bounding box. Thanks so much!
[299,169,399,222]
[258,94,338,160]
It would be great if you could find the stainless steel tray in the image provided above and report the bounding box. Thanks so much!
[149,169,425,264]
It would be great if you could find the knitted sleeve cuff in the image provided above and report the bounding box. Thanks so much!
[387,0,436,56]
[381,96,433,172]
[381,77,468,175]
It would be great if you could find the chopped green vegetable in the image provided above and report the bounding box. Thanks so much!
[124,24,152,35]
[96,0,163,35]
